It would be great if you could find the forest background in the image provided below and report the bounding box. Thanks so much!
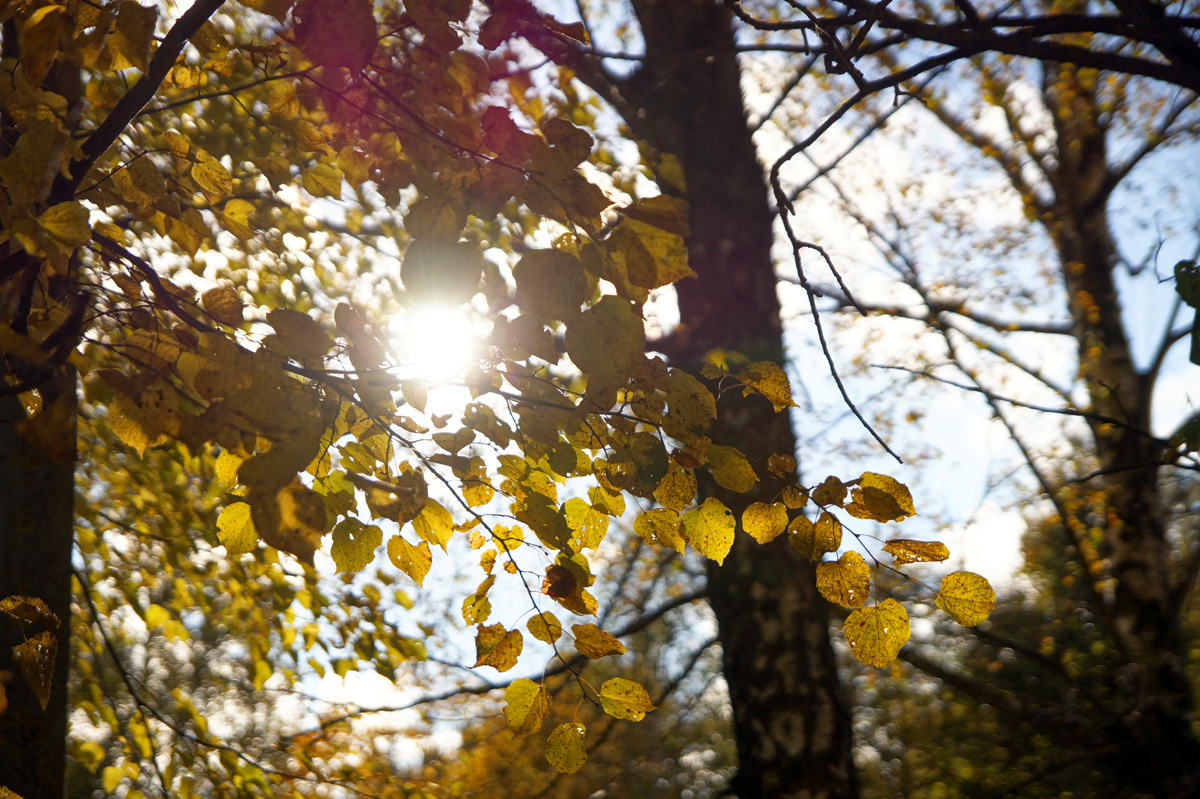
[0,1,1198,799]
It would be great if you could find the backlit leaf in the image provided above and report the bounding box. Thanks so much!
[514,249,589,320]
[192,154,232,200]
[788,512,841,561]
[37,202,91,249]
[201,286,244,326]
[12,631,56,709]
[0,596,59,629]
[504,679,549,735]
[473,624,522,672]
[221,199,256,240]
[633,508,685,554]
[816,551,870,609]
[682,498,735,564]
[882,539,949,564]
[812,476,848,507]
[936,571,995,626]
[527,611,563,644]
[546,723,587,774]
[599,677,655,721]
[707,444,757,493]
[737,361,797,412]
[742,501,789,544]
[845,472,915,522]
[572,623,626,659]
[293,0,378,71]
[216,502,257,556]
[387,535,432,586]
[844,599,910,668]
[330,518,382,573]
[565,296,644,388]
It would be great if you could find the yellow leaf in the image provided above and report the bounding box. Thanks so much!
[12,631,56,710]
[514,249,589,320]
[331,518,382,573]
[882,539,949,564]
[252,481,328,564]
[565,296,645,388]
[527,611,563,644]
[707,444,757,493]
[109,0,158,72]
[564,497,609,549]
[201,286,244,326]
[473,624,523,672]
[653,463,696,511]
[633,508,685,553]
[302,163,344,198]
[388,535,432,586]
[845,472,916,522]
[572,623,626,659]
[781,484,808,509]
[504,679,549,735]
[682,498,735,564]
[102,764,123,793]
[412,498,454,550]
[112,157,165,206]
[844,599,910,668]
[737,361,797,412]
[216,502,257,556]
[599,677,655,721]
[662,369,715,445]
[18,5,69,85]
[936,571,995,626]
[37,202,91,249]
[741,501,788,543]
[462,575,494,624]
[0,596,59,628]
[221,198,256,240]
[811,476,848,507]
[267,80,300,118]
[787,512,841,561]
[545,722,587,774]
[109,383,180,456]
[192,153,232,200]
[816,551,871,609]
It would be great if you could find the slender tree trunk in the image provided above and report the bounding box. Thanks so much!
[0,368,76,799]
[609,3,858,796]
[1043,61,1200,798]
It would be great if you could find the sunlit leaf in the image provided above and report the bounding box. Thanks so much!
[473,624,522,672]
[742,501,789,544]
[201,287,244,326]
[811,476,848,507]
[737,361,797,412]
[882,539,949,564]
[707,444,757,493]
[527,611,563,645]
[844,599,910,668]
[388,535,432,586]
[504,679,549,735]
[816,551,870,609]
[572,623,626,659]
[633,508,685,554]
[546,723,587,774]
[12,631,56,709]
[330,518,382,573]
[936,571,996,626]
[787,512,841,561]
[599,677,655,721]
[682,498,736,564]
[216,502,257,556]
[845,472,916,522]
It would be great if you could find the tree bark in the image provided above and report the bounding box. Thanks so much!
[0,368,76,799]
[606,3,859,796]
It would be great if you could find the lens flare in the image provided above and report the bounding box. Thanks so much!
[392,305,478,380]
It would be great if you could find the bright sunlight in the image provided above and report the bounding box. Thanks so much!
[390,305,480,380]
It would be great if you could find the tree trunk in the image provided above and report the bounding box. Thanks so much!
[1043,61,1200,798]
[0,367,76,799]
[611,3,859,796]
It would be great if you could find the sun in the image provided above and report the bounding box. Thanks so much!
[391,304,480,381]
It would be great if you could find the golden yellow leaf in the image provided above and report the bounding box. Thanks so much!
[682,498,736,564]
[633,508,685,553]
[473,624,523,672]
[527,611,563,645]
[653,463,697,511]
[564,497,609,549]
[882,539,949,564]
[844,599,910,668]
[787,512,841,561]
[812,476,848,507]
[37,202,91,249]
[742,501,789,544]
[109,0,157,72]
[816,551,871,609]
[302,163,344,198]
[216,502,257,556]
[0,596,59,629]
[845,472,916,523]
[411,499,453,551]
[707,444,757,493]
[546,722,587,774]
[192,153,232,200]
[572,623,626,659]
[221,198,256,240]
[109,383,180,456]
[462,575,494,624]
[504,679,549,735]
[12,631,56,710]
[112,157,165,206]
[564,296,644,388]
[936,571,995,626]
[387,535,432,586]
[781,484,808,509]
[737,361,797,412]
[267,80,300,118]
[330,518,382,573]
[599,677,655,721]
[662,369,716,445]
[514,249,589,320]
[18,5,69,85]
[201,286,244,326]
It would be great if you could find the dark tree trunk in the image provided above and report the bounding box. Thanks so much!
[0,368,76,799]
[602,2,859,796]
